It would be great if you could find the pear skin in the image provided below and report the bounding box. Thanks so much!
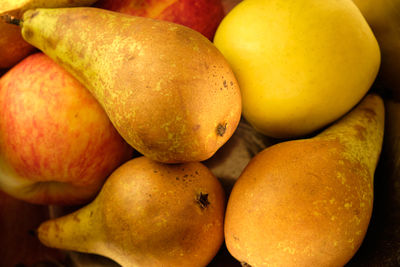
[37,156,225,267]
[0,1,98,69]
[224,94,384,267]
[19,7,242,163]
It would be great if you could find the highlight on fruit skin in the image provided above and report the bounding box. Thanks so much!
[224,94,385,267]
[17,7,242,164]
[37,156,226,267]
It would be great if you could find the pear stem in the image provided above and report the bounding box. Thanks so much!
[1,14,22,26]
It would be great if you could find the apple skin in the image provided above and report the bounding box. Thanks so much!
[222,0,241,13]
[94,0,225,40]
[0,53,135,205]
[0,190,65,266]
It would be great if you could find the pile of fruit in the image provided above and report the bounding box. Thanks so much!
[0,0,399,266]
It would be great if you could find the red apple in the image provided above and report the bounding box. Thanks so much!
[0,190,65,266]
[0,53,135,205]
[222,0,242,13]
[94,0,225,40]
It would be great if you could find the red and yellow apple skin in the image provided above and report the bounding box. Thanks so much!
[94,0,225,40]
[0,53,135,205]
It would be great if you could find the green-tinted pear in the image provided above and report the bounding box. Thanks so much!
[18,7,242,163]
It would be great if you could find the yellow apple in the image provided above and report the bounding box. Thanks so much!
[214,0,380,138]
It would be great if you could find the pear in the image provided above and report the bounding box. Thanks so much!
[37,156,226,267]
[17,7,242,163]
[343,100,400,265]
[224,94,384,267]
[0,0,98,69]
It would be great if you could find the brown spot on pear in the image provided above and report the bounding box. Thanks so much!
[216,123,227,137]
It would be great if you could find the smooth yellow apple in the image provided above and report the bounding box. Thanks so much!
[214,0,380,138]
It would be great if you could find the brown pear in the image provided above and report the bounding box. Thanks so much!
[37,156,226,267]
[17,7,242,163]
[224,94,385,267]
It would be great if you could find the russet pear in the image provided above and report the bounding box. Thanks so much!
[37,156,225,267]
[224,94,384,266]
[18,7,242,163]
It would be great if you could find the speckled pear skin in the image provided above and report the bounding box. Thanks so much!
[37,156,226,267]
[20,7,242,163]
[224,94,384,267]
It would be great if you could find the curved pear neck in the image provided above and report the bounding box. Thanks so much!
[315,94,384,177]
[38,198,107,255]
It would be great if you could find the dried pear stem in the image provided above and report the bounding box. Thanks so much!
[1,14,22,26]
